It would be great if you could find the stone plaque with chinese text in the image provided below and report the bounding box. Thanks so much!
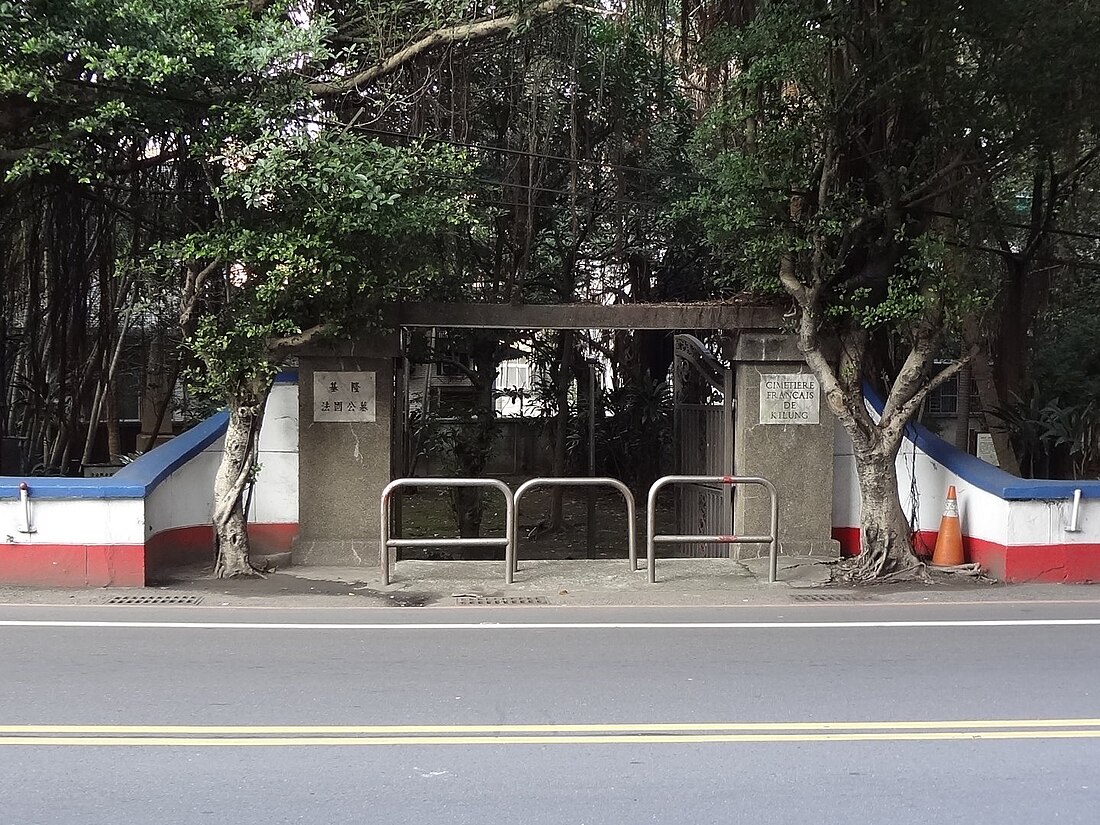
[313,371,376,422]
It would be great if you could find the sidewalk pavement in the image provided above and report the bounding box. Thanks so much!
[2,556,1099,608]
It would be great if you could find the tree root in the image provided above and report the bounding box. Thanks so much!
[835,552,917,583]
[213,559,267,579]
[925,562,994,582]
[833,557,995,585]
[217,569,266,580]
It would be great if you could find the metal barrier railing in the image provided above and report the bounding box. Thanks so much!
[511,477,638,583]
[380,478,514,585]
[646,475,779,584]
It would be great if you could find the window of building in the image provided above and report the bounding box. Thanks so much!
[926,375,959,417]
[494,361,532,417]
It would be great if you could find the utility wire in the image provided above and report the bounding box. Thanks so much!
[919,207,1100,245]
[44,79,1100,249]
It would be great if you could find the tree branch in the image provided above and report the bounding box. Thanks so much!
[777,252,808,305]
[782,270,876,448]
[309,1,586,95]
[882,347,979,448]
[266,323,333,356]
[179,259,221,330]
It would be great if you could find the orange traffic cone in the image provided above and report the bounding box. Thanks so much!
[931,485,965,566]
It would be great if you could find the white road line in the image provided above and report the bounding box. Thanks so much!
[8,730,1100,746]
[0,618,1099,630]
[4,598,1100,610]
[8,718,1100,733]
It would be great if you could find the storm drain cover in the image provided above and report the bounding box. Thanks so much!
[454,596,549,606]
[105,594,204,605]
[790,592,874,603]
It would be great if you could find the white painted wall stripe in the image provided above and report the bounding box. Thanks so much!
[1,382,301,547]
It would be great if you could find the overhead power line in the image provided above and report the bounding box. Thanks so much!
[920,208,1100,245]
[43,79,1100,249]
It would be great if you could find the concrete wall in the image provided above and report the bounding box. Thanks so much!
[833,389,1100,582]
[0,496,145,586]
[0,375,299,586]
[143,378,299,574]
[6,364,1100,587]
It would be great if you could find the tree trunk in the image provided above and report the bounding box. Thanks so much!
[849,446,922,579]
[212,386,268,578]
[104,377,121,461]
[963,321,1020,474]
[953,362,972,453]
[993,268,1027,407]
[452,487,484,539]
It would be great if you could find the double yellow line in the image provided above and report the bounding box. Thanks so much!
[4,719,1100,746]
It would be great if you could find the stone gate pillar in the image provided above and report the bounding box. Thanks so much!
[732,333,839,558]
[292,333,400,566]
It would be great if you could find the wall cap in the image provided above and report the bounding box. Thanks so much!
[0,412,229,500]
[866,386,1100,500]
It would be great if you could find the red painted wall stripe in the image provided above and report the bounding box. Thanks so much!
[0,544,144,587]
[833,525,1100,583]
[0,523,298,588]
[145,523,299,576]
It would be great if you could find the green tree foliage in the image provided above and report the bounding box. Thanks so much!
[1001,268,1100,479]
[687,0,1100,578]
[2,0,320,178]
[9,0,1099,581]
[179,131,470,396]
[1,0,545,573]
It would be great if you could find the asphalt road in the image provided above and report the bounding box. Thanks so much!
[2,599,1100,824]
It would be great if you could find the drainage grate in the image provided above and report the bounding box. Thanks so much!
[790,592,874,603]
[454,596,549,606]
[105,594,204,605]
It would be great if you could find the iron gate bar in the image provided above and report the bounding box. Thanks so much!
[672,335,734,557]
[511,477,638,583]
[380,477,515,586]
[646,475,779,584]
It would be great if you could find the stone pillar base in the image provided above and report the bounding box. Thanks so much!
[291,538,379,567]
[736,539,840,560]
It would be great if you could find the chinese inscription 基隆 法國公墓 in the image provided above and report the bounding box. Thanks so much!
[313,371,376,422]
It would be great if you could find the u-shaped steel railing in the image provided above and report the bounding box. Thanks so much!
[511,477,638,583]
[646,475,779,584]
[380,478,514,585]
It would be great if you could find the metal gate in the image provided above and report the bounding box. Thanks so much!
[672,335,733,557]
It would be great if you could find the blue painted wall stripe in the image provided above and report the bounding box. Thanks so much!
[0,412,229,500]
[865,386,1100,500]
[0,372,302,501]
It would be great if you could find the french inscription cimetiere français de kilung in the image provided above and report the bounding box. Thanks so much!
[759,373,820,425]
